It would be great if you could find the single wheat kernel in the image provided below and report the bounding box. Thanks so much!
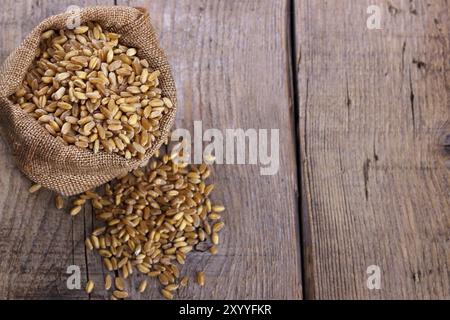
[180,276,189,287]
[161,289,173,300]
[85,238,94,251]
[197,272,205,287]
[211,232,219,245]
[113,290,128,299]
[70,205,82,216]
[138,280,147,293]
[28,183,42,194]
[115,277,125,291]
[85,280,94,294]
[105,274,112,290]
[55,195,64,209]
[209,245,218,255]
[165,284,179,291]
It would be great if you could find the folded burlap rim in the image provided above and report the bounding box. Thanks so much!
[0,6,177,196]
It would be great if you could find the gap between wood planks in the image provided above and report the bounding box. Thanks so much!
[287,0,310,300]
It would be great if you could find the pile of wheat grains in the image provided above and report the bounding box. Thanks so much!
[42,146,225,300]
[11,22,172,159]
[21,22,224,300]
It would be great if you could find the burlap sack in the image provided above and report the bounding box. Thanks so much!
[0,6,176,196]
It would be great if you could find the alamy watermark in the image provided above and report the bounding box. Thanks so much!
[367,5,382,30]
[170,121,280,176]
[366,265,381,290]
[65,5,81,29]
[66,265,81,290]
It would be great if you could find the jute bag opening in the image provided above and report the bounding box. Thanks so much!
[0,6,177,196]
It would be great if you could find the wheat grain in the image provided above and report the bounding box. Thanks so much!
[115,277,125,291]
[70,205,82,216]
[196,272,205,287]
[211,232,219,245]
[138,280,148,293]
[85,280,94,294]
[212,221,225,233]
[212,205,225,213]
[161,289,173,300]
[28,183,42,194]
[209,245,218,255]
[104,258,113,271]
[105,274,112,290]
[113,290,128,299]
[165,284,179,291]
[180,276,189,287]
[55,195,64,209]
[85,238,94,251]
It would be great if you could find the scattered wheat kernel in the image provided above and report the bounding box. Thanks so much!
[55,195,64,209]
[28,183,42,194]
[105,275,112,290]
[196,272,205,286]
[212,221,225,233]
[209,245,218,255]
[138,280,148,293]
[115,277,125,291]
[212,205,225,212]
[161,289,173,300]
[211,232,219,245]
[113,290,128,299]
[180,276,189,287]
[85,280,94,294]
[85,238,94,251]
[70,205,82,216]
[165,284,179,291]
[103,258,113,271]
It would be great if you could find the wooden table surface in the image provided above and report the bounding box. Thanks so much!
[0,0,448,300]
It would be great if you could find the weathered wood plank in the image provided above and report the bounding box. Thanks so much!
[296,0,450,299]
[117,0,302,299]
[0,0,114,300]
[0,0,302,299]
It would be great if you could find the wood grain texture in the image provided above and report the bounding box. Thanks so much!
[117,0,302,300]
[296,0,450,299]
[0,0,302,299]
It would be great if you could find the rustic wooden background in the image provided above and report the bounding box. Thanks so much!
[0,0,448,300]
